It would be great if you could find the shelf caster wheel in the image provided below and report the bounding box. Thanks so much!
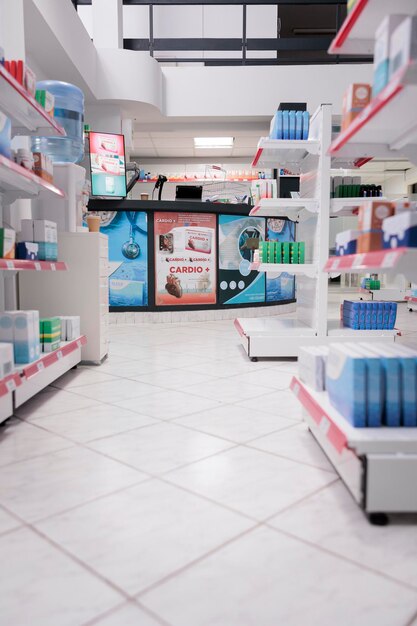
[368,513,389,526]
[250,357,258,362]
[71,365,78,370]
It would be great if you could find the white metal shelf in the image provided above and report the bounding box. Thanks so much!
[0,154,65,202]
[0,259,67,272]
[329,64,417,166]
[251,262,317,278]
[330,197,367,216]
[327,319,397,338]
[0,64,66,136]
[291,376,417,515]
[329,0,417,56]
[250,198,318,220]
[324,248,417,284]
[252,138,320,168]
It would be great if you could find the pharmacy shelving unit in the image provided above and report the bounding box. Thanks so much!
[290,376,417,520]
[405,295,417,312]
[0,66,88,422]
[235,104,397,359]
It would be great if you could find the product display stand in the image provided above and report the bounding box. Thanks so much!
[0,65,84,421]
[235,104,396,359]
[291,376,417,520]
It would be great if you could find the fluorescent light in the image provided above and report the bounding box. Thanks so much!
[194,137,234,149]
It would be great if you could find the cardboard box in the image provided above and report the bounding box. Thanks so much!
[33,220,57,244]
[342,83,371,131]
[358,200,394,231]
[32,153,53,183]
[357,231,383,253]
[16,242,39,260]
[0,228,15,259]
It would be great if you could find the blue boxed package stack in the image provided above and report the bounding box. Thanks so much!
[342,300,396,330]
[325,342,417,428]
[270,110,310,140]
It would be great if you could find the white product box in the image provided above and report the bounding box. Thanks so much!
[373,15,406,95]
[13,311,38,364]
[0,342,14,379]
[298,345,329,391]
[389,15,417,79]
[26,310,41,359]
[20,219,35,243]
[33,220,57,244]
[65,316,81,341]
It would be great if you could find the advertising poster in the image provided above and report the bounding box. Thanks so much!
[154,212,217,306]
[266,217,296,302]
[99,211,148,307]
[218,215,265,305]
[89,132,127,197]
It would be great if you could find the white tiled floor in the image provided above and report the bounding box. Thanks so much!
[1,302,417,625]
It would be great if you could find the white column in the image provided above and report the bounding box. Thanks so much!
[0,0,26,59]
[92,0,123,49]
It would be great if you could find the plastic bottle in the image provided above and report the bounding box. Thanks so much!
[31,81,85,163]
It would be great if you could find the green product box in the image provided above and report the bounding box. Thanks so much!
[40,317,61,344]
[282,242,290,264]
[259,241,268,263]
[298,242,305,263]
[290,242,299,264]
[268,242,276,264]
[274,242,282,264]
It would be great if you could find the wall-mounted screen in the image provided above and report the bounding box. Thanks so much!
[89,132,127,198]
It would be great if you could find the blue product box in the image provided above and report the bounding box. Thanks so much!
[355,343,383,427]
[282,111,289,140]
[359,302,366,329]
[383,302,390,329]
[371,302,378,329]
[335,230,360,256]
[302,111,310,140]
[377,303,384,329]
[363,343,401,427]
[295,111,303,140]
[16,242,39,261]
[383,344,417,427]
[365,302,372,329]
[382,211,417,249]
[270,111,283,140]
[0,112,12,159]
[389,302,397,329]
[37,242,58,261]
[326,344,366,427]
[289,111,296,140]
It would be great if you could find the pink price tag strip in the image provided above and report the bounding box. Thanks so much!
[50,264,56,271]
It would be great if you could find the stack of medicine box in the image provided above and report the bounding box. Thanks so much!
[361,278,380,290]
[0,310,40,364]
[40,317,61,353]
[357,199,395,253]
[298,346,329,391]
[60,316,81,342]
[342,300,397,330]
[269,110,310,140]
[326,342,417,428]
[259,241,305,264]
[19,219,58,261]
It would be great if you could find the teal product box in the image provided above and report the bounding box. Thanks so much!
[382,344,417,427]
[295,111,303,140]
[326,344,366,427]
[0,112,12,159]
[282,111,289,140]
[302,111,310,140]
[363,343,401,427]
[373,15,405,96]
[38,242,58,261]
[354,343,384,427]
[12,310,39,364]
[289,111,296,140]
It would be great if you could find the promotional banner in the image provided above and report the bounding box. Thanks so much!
[266,217,296,302]
[89,132,127,197]
[218,215,265,305]
[99,211,148,307]
[154,212,217,306]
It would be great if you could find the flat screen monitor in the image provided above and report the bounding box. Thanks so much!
[89,131,127,198]
[175,185,203,201]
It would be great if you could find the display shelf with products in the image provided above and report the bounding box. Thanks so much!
[14,336,87,407]
[329,65,417,165]
[0,154,65,202]
[328,0,417,56]
[250,262,317,278]
[290,376,417,516]
[249,198,319,220]
[324,248,417,284]
[0,64,66,137]
[252,138,320,168]
[330,197,382,216]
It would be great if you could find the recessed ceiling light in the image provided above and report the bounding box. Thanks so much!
[194,137,234,149]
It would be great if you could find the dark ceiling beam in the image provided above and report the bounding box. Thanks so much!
[124,36,334,51]
[76,1,346,5]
